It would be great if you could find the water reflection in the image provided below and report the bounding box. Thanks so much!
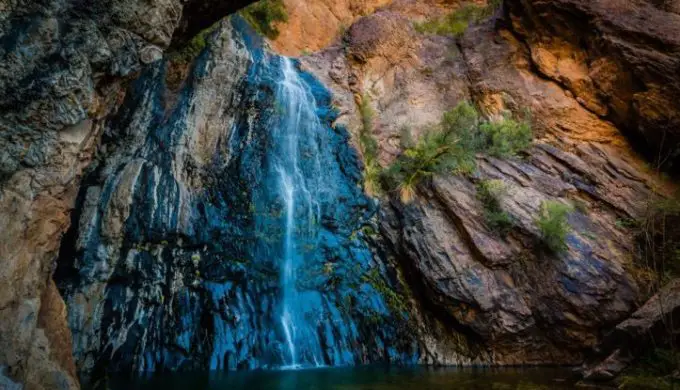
[108,366,577,390]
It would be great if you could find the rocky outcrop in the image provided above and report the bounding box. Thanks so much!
[0,1,254,388]
[299,0,675,365]
[268,0,393,56]
[54,18,420,387]
[506,0,680,170]
[0,0,678,387]
[583,279,680,381]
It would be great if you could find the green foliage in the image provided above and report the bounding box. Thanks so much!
[355,97,532,203]
[477,179,513,234]
[619,376,673,389]
[358,94,383,196]
[399,125,414,149]
[239,0,288,39]
[363,268,409,316]
[632,194,680,295]
[414,1,501,37]
[480,117,533,158]
[380,102,532,202]
[535,201,573,253]
[169,24,219,63]
[380,101,481,202]
[619,349,678,389]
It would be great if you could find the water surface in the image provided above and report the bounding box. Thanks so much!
[108,366,577,389]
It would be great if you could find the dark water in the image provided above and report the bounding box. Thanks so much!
[108,366,577,390]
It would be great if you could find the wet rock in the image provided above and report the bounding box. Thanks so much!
[0,0,255,388]
[55,18,418,386]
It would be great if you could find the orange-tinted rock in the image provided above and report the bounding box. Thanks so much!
[506,0,680,169]
[302,0,675,365]
[270,0,392,56]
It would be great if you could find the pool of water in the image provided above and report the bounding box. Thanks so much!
[107,366,578,389]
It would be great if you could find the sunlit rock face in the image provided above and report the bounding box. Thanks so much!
[55,18,417,385]
[299,0,673,365]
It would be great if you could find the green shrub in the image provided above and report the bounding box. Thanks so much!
[356,99,532,203]
[168,24,219,63]
[535,200,573,252]
[414,1,501,37]
[619,349,678,389]
[357,94,383,195]
[240,0,288,39]
[477,179,513,233]
[381,102,480,202]
[480,116,533,158]
[380,102,532,202]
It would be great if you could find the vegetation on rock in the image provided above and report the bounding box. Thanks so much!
[477,179,513,234]
[627,193,680,298]
[414,0,501,37]
[362,268,410,316]
[358,94,383,196]
[168,24,219,63]
[381,101,480,202]
[480,114,533,158]
[363,100,532,203]
[535,201,573,253]
[239,0,288,39]
[619,349,678,389]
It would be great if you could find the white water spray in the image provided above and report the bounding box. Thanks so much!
[274,57,324,368]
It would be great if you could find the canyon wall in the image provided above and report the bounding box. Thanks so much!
[299,0,677,364]
[0,1,253,388]
[55,18,420,387]
[0,0,678,388]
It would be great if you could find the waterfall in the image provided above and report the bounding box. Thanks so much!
[56,18,418,377]
[273,57,325,368]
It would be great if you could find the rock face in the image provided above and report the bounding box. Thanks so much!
[269,0,393,56]
[300,0,674,365]
[506,0,680,170]
[583,279,680,381]
[55,18,418,387]
[0,0,678,388]
[0,0,254,388]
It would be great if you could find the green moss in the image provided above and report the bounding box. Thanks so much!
[619,349,679,389]
[168,24,219,63]
[363,268,409,316]
[414,1,501,37]
[239,0,288,39]
[477,179,513,234]
[535,200,573,253]
[619,376,673,389]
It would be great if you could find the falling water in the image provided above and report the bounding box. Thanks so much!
[57,18,419,376]
[274,57,324,368]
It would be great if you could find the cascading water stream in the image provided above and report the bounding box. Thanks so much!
[56,18,418,378]
[274,57,324,369]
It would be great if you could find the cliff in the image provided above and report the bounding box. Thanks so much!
[0,1,254,388]
[0,0,679,388]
